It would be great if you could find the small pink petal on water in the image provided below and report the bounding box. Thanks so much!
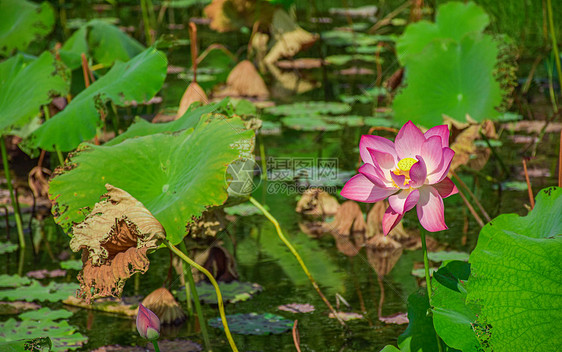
[395,121,425,159]
[278,303,315,313]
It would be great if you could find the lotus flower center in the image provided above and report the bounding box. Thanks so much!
[397,158,417,172]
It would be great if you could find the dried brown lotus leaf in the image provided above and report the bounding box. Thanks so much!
[264,9,318,65]
[177,82,208,118]
[295,188,340,217]
[365,235,403,277]
[449,119,497,172]
[70,184,165,303]
[214,60,269,99]
[142,287,186,325]
[327,201,366,257]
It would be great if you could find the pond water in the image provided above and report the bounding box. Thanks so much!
[1,1,560,351]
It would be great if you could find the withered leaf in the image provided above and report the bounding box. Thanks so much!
[70,184,166,303]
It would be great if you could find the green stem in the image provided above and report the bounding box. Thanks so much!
[248,197,345,326]
[420,231,443,352]
[140,0,153,45]
[547,0,562,98]
[165,240,238,352]
[178,242,210,351]
[43,106,65,165]
[1,137,25,249]
[151,340,160,352]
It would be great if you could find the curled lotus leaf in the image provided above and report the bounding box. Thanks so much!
[70,184,166,303]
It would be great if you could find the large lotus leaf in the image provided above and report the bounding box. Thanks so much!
[0,52,70,135]
[60,19,145,70]
[396,1,489,65]
[105,99,229,146]
[30,48,167,152]
[48,114,254,244]
[432,261,481,352]
[0,0,54,56]
[0,337,52,352]
[266,101,351,116]
[467,187,562,351]
[0,281,79,302]
[397,291,439,352]
[19,307,73,321]
[0,318,86,351]
[208,313,293,335]
[393,35,502,126]
[177,281,262,304]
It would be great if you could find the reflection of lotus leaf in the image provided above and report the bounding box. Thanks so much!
[0,0,54,56]
[49,114,254,245]
[325,54,381,66]
[467,187,562,351]
[19,307,73,321]
[0,242,17,255]
[266,101,351,116]
[176,281,262,304]
[208,313,293,335]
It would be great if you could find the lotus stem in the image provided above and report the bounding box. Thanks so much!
[189,22,198,83]
[420,230,443,352]
[140,0,153,45]
[456,186,485,228]
[559,131,561,188]
[547,0,562,98]
[248,197,346,326]
[43,106,65,165]
[451,171,491,222]
[1,137,25,249]
[151,340,160,352]
[165,240,238,352]
[178,241,210,350]
[292,320,301,352]
[522,158,535,209]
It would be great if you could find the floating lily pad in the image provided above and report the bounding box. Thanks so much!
[278,303,315,313]
[60,259,82,270]
[0,318,86,351]
[323,115,365,127]
[325,54,381,66]
[177,281,262,304]
[329,311,363,321]
[363,117,399,128]
[411,267,437,278]
[346,45,385,54]
[0,281,79,302]
[208,313,293,335]
[0,275,31,288]
[0,337,52,351]
[266,101,351,116]
[427,251,469,263]
[281,116,342,132]
[19,307,73,321]
[0,242,17,255]
[259,121,282,135]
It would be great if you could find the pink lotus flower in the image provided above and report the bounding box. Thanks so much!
[341,121,458,235]
[137,303,160,340]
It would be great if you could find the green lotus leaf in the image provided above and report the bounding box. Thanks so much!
[467,186,562,351]
[0,0,55,56]
[0,52,70,136]
[59,259,82,271]
[379,346,401,352]
[0,318,86,351]
[48,114,254,244]
[393,35,503,126]
[176,281,262,304]
[432,261,481,352]
[325,54,381,66]
[266,101,351,116]
[323,115,364,127]
[30,48,167,152]
[105,98,229,146]
[281,116,342,132]
[208,313,293,335]
[0,337,52,352]
[0,242,18,255]
[363,117,399,128]
[397,291,440,351]
[427,250,469,263]
[60,19,145,70]
[19,307,73,321]
[397,1,489,65]
[0,281,79,302]
[0,275,32,288]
